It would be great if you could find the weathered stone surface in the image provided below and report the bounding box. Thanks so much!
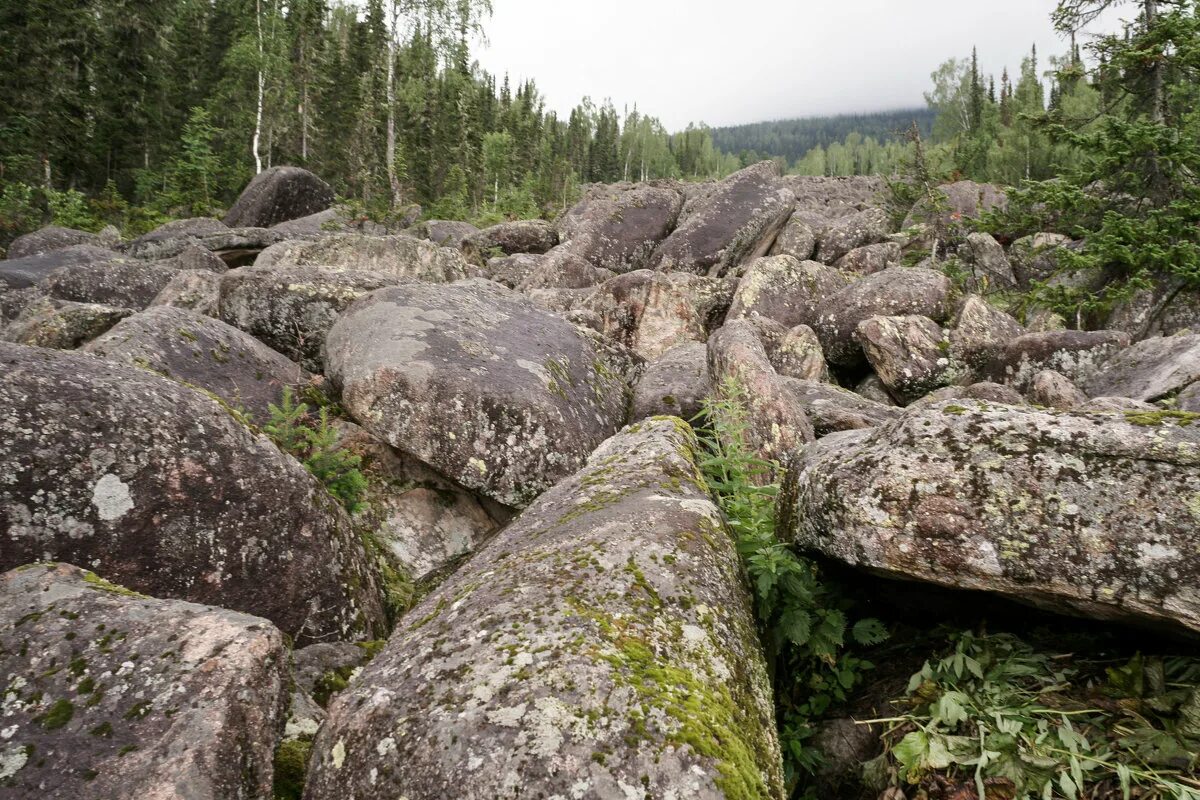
[751,318,829,382]
[0,245,123,290]
[463,219,559,261]
[856,315,958,405]
[814,267,953,369]
[405,219,481,249]
[1081,334,1200,402]
[834,242,901,275]
[855,374,897,406]
[784,401,1200,635]
[255,233,477,283]
[484,253,543,289]
[223,166,335,229]
[1027,369,1088,409]
[779,378,902,436]
[949,295,1025,372]
[7,225,101,260]
[1180,382,1200,412]
[630,341,710,422]
[327,280,627,508]
[1105,277,1200,342]
[651,161,795,277]
[1079,396,1158,412]
[902,180,1007,229]
[1009,232,1072,288]
[962,232,1018,291]
[708,320,814,460]
[988,330,1131,391]
[767,213,817,260]
[726,256,849,330]
[84,305,308,423]
[218,264,401,371]
[911,381,1027,409]
[553,183,684,273]
[122,218,231,259]
[270,208,339,238]
[0,297,132,349]
[781,175,887,224]
[304,419,785,800]
[150,268,223,315]
[815,207,891,264]
[517,250,617,291]
[0,563,289,799]
[0,343,387,643]
[580,270,711,361]
[40,246,224,310]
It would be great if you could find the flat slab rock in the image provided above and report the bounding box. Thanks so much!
[255,233,477,283]
[304,418,784,800]
[783,401,1200,635]
[326,280,628,508]
[0,563,289,799]
[1081,333,1200,402]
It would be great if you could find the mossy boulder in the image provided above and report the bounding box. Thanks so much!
[255,233,478,283]
[0,297,132,350]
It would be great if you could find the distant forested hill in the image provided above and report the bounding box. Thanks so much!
[710,108,936,164]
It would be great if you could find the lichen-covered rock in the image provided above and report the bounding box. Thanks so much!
[726,256,849,330]
[0,562,289,799]
[553,183,684,273]
[218,264,401,371]
[949,295,1024,372]
[1180,382,1200,412]
[1009,232,1072,288]
[122,218,230,259]
[910,381,1027,409]
[988,329,1131,391]
[256,233,477,283]
[1080,396,1158,412]
[223,166,335,229]
[814,267,953,369]
[749,318,829,382]
[0,245,123,290]
[304,418,785,800]
[815,207,891,264]
[784,401,1200,635]
[855,374,897,406]
[405,219,481,249]
[856,315,958,405]
[651,161,795,277]
[1081,334,1200,402]
[40,246,225,310]
[833,242,901,275]
[0,297,132,349]
[463,219,559,261]
[962,232,1017,291]
[0,343,387,644]
[630,341,710,422]
[779,378,902,436]
[580,270,712,361]
[150,268,223,315]
[1027,369,1088,409]
[326,280,627,508]
[484,253,544,289]
[902,180,1006,230]
[84,305,308,423]
[6,225,101,260]
[517,250,617,291]
[781,175,887,224]
[1105,276,1200,342]
[270,208,340,238]
[767,213,817,260]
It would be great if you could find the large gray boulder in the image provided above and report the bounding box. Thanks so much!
[463,219,559,261]
[784,401,1200,635]
[630,340,711,422]
[40,246,225,309]
[405,219,481,249]
[1081,334,1200,402]
[0,563,289,799]
[726,256,849,330]
[949,295,1025,372]
[580,270,713,360]
[6,225,101,260]
[779,378,902,436]
[256,233,477,283]
[150,269,223,315]
[1027,369,1089,409]
[650,161,795,277]
[0,343,387,644]
[988,330,1131,391]
[767,213,817,260]
[1008,232,1073,288]
[304,419,784,800]
[815,207,892,264]
[553,183,684,273]
[856,315,959,404]
[84,305,308,423]
[962,232,1018,291]
[223,166,334,229]
[0,297,132,350]
[0,245,123,290]
[833,242,901,276]
[326,280,628,508]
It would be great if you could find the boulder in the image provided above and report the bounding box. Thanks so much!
[126,217,229,258]
[405,219,481,249]
[40,246,225,309]
[1009,232,1072,288]
[218,264,401,371]
[6,225,101,260]
[909,381,1027,409]
[856,315,958,405]
[962,232,1018,291]
[1180,382,1200,412]
[726,256,849,330]
[988,330,1131,391]
[855,374,897,406]
[902,180,1006,229]
[150,269,223,315]
[782,175,887,224]
[0,297,132,349]
[815,207,891,264]
[0,245,123,290]
[463,219,559,261]
[517,250,617,291]
[84,306,308,423]
[270,208,340,238]
[223,166,334,229]
[779,378,902,436]
[755,319,829,382]
[1080,334,1200,402]
[304,419,784,800]
[579,270,710,360]
[0,343,387,644]
[1105,276,1200,342]
[1080,396,1158,412]
[0,563,289,799]
[554,183,684,273]
[650,161,795,277]
[814,267,953,369]
[484,253,543,289]
[1027,369,1088,409]
[255,233,476,283]
[949,295,1025,372]
[784,400,1200,635]
[833,242,901,275]
[326,280,628,508]
[630,341,711,422]
[768,213,817,260]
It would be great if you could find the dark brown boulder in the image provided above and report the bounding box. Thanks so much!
[223,166,335,229]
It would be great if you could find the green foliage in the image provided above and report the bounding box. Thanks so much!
[694,378,888,793]
[164,107,223,217]
[46,188,102,232]
[867,631,1200,800]
[265,387,367,514]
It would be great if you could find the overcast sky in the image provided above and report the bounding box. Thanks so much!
[473,0,1129,130]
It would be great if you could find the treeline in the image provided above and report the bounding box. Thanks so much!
[0,0,739,235]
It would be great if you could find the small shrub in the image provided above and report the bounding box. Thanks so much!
[265,388,367,514]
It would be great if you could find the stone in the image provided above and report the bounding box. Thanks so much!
[726,256,849,330]
[781,175,887,224]
[1080,396,1158,412]
[125,217,229,259]
[1180,382,1200,412]
[255,233,477,283]
[1080,334,1200,402]
[0,245,123,291]
[758,320,829,382]
[150,269,223,315]
[84,305,308,423]
[833,242,901,275]
[223,166,335,229]
[0,343,387,644]
[404,219,481,249]
[783,400,1200,636]
[779,378,902,436]
[462,219,559,261]
[0,563,289,799]
[0,297,132,350]
[553,183,684,273]
[1009,232,1072,288]
[270,208,340,238]
[949,295,1025,373]
[304,419,785,800]
[1027,369,1088,409]
[768,213,817,260]
[217,264,401,371]
[40,246,224,310]
[6,225,101,260]
[988,330,1131,391]
[856,315,958,405]
[517,250,617,291]
[580,270,711,361]
[962,232,1018,291]
[630,341,711,422]
[326,280,627,508]
[1105,276,1200,342]
[902,181,1007,230]
[815,207,892,264]
[484,253,543,289]
[650,161,795,277]
[856,374,897,406]
[814,267,953,369]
